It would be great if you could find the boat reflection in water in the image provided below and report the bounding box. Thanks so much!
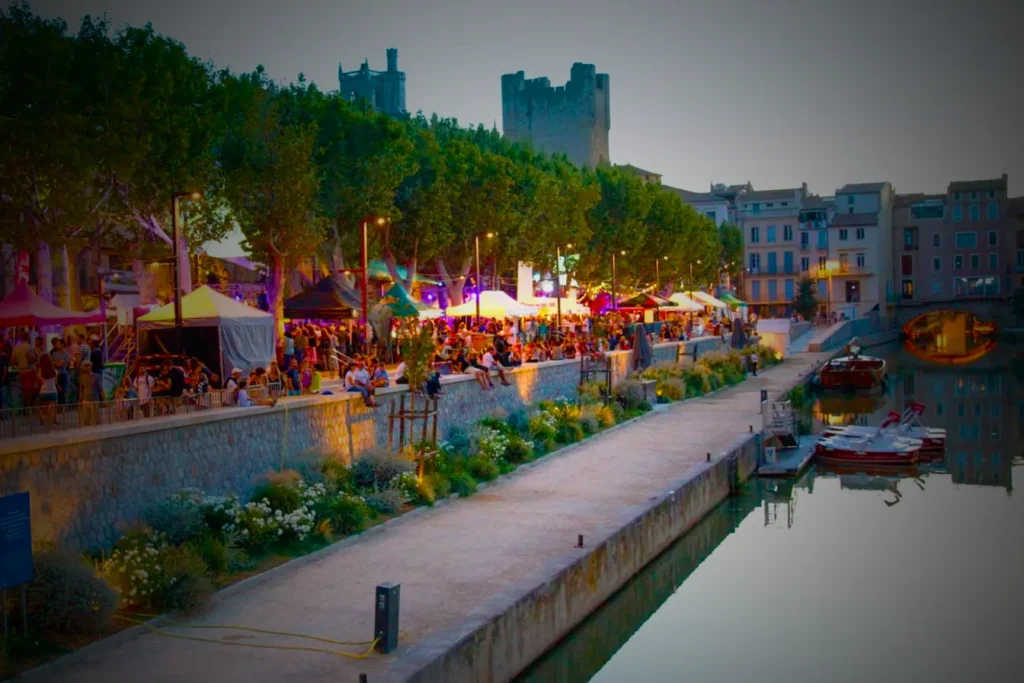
[902,309,998,365]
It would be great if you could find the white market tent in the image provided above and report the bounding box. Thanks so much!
[684,291,729,310]
[137,286,275,375]
[527,296,589,316]
[446,290,537,318]
[667,292,705,312]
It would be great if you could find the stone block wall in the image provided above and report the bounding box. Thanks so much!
[1,338,727,551]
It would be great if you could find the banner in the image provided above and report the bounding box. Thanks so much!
[15,250,29,285]
[102,362,126,401]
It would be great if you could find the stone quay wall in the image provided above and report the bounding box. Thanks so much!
[0,337,726,552]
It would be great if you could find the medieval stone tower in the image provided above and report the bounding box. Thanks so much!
[501,62,610,168]
[338,48,406,117]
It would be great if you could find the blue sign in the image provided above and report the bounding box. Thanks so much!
[0,492,33,589]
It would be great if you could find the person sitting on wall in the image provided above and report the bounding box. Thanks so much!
[481,344,512,386]
[369,358,390,389]
[344,358,378,407]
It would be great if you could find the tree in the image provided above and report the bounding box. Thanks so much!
[219,69,324,337]
[717,222,743,286]
[792,277,819,320]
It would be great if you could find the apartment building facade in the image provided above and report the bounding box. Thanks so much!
[820,182,895,318]
[892,174,1012,305]
[736,184,807,315]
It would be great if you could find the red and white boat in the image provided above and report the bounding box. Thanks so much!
[815,355,886,392]
[815,432,922,467]
[823,403,945,457]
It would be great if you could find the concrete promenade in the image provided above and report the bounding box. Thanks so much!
[23,352,828,683]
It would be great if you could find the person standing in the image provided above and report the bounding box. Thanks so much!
[50,337,70,404]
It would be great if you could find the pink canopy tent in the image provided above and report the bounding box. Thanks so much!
[0,282,106,327]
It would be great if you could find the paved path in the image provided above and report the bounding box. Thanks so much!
[24,352,828,683]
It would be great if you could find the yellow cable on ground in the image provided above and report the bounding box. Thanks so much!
[114,615,380,659]
[125,613,377,646]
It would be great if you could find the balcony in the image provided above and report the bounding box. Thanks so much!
[812,263,872,278]
[902,242,919,251]
[799,242,811,252]
[800,219,827,230]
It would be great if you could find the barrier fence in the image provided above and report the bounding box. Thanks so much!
[0,382,283,441]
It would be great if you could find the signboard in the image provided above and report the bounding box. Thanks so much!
[764,446,778,465]
[15,250,29,285]
[102,362,126,401]
[0,492,34,589]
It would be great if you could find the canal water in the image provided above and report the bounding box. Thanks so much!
[517,337,1023,683]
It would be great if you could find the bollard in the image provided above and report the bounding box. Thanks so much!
[577,534,584,548]
[360,675,368,683]
[706,452,711,462]
[374,583,401,653]
[760,389,768,403]
[749,424,753,433]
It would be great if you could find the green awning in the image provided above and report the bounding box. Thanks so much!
[367,260,440,286]
[720,292,746,307]
[380,283,442,319]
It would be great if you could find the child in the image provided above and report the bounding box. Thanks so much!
[310,364,323,394]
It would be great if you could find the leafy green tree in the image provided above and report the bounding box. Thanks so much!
[219,69,324,336]
[717,222,743,286]
[792,277,819,320]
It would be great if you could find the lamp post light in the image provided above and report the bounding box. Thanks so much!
[355,216,388,356]
[555,243,573,331]
[474,231,496,327]
[611,250,626,311]
[171,191,202,338]
[689,258,702,294]
[654,255,668,293]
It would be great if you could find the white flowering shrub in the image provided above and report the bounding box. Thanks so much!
[100,532,169,609]
[476,426,510,463]
[390,472,419,501]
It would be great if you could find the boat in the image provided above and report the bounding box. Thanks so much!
[822,404,945,456]
[815,432,921,467]
[814,355,886,391]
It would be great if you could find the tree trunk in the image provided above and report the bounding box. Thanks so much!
[267,249,285,342]
[60,246,80,310]
[436,257,471,306]
[36,241,53,303]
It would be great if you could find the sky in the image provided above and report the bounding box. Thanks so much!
[32,0,1024,255]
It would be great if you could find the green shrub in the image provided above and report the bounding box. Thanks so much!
[27,549,118,634]
[317,494,369,535]
[157,546,214,612]
[446,425,471,453]
[616,378,646,410]
[425,472,452,499]
[504,435,534,463]
[478,415,514,436]
[449,471,477,497]
[187,533,230,576]
[578,409,600,434]
[506,410,530,434]
[579,381,608,404]
[683,367,712,397]
[249,480,302,514]
[321,459,355,493]
[144,495,208,546]
[656,378,685,401]
[467,455,500,481]
[365,488,407,515]
[555,421,585,444]
[638,400,652,412]
[352,448,415,490]
[528,413,557,443]
[593,403,617,428]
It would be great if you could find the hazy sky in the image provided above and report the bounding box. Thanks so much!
[34,0,1024,197]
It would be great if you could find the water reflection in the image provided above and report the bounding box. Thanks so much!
[902,309,998,365]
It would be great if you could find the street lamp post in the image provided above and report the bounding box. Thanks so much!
[654,255,667,294]
[689,258,702,294]
[611,250,626,311]
[171,191,202,341]
[473,231,496,327]
[555,243,573,331]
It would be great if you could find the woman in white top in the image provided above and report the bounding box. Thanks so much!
[134,366,155,417]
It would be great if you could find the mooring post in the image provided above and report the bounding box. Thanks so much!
[577,534,584,548]
[374,583,400,654]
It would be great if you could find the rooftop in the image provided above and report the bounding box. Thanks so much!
[837,182,889,194]
[742,187,803,202]
[830,212,878,227]
[894,193,945,208]
[663,185,721,203]
[948,174,1008,193]
[616,164,662,180]
[800,195,833,211]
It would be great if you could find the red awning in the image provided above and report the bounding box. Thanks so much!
[0,282,106,327]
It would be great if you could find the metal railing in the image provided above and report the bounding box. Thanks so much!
[0,381,285,440]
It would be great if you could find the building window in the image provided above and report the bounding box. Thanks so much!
[856,227,865,240]
[988,190,996,199]
[800,257,810,272]
[839,253,849,267]
[749,253,761,269]
[766,226,776,243]
[932,233,941,247]
[901,254,912,275]
[752,203,761,214]
[767,280,777,301]
[954,255,963,269]
[931,279,943,295]
[971,254,980,269]
[953,205,963,222]
[933,257,941,271]
[766,203,774,208]
[955,232,977,249]
[953,191,962,201]
[987,230,998,247]
[781,201,789,207]
[912,203,944,219]
[800,232,809,247]
[857,253,866,269]
[989,253,998,270]
[839,229,848,241]
[901,280,914,300]
[785,279,794,301]
[969,204,980,221]
[970,191,978,200]
[783,224,793,241]
[818,256,828,268]
[987,203,998,220]
[903,226,917,249]
[750,226,760,243]
[845,280,860,303]
[751,280,760,301]
[954,276,999,296]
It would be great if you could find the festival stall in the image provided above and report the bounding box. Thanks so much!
[684,290,729,311]
[284,278,359,320]
[667,292,705,313]
[381,283,443,319]
[445,290,537,318]
[0,281,106,327]
[137,286,274,378]
[617,293,679,323]
[527,296,590,316]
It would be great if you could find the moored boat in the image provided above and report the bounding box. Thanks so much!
[815,432,921,467]
[814,355,886,392]
[822,405,945,456]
